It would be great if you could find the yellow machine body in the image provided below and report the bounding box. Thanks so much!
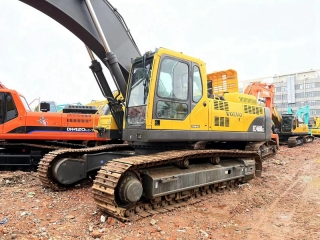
[95,92,124,140]
[311,117,320,136]
[124,48,270,143]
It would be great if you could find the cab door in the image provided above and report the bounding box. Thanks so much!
[2,93,24,134]
[190,64,208,130]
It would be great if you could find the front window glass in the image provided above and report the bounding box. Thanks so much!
[20,95,31,112]
[157,58,189,100]
[127,57,153,125]
[282,116,293,128]
[128,59,152,108]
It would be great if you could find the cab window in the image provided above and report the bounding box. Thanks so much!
[157,58,189,100]
[0,93,4,123]
[193,66,203,102]
[156,58,189,120]
[5,94,18,122]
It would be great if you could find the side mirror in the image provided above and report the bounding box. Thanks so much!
[40,102,50,112]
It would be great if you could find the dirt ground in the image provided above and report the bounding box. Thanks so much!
[1,140,320,240]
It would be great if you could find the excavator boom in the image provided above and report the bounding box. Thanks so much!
[19,0,140,81]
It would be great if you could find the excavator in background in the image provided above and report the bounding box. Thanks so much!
[44,101,58,112]
[40,101,82,113]
[288,106,312,133]
[85,99,109,114]
[21,0,276,221]
[244,82,313,148]
[311,117,320,136]
[32,98,82,113]
[244,82,280,149]
[280,109,312,147]
[0,82,109,168]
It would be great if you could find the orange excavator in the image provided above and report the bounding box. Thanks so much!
[244,81,313,148]
[244,82,279,149]
[0,82,108,168]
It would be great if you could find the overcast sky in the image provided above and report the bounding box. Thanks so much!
[0,0,319,108]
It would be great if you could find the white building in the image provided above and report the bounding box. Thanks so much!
[240,69,320,120]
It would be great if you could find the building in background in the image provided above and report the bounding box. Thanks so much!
[240,69,320,121]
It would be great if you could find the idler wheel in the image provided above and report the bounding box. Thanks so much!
[117,174,143,206]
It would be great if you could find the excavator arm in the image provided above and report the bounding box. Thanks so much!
[296,106,310,125]
[19,0,140,80]
[272,106,282,132]
[244,82,280,124]
[244,82,275,111]
[19,0,142,133]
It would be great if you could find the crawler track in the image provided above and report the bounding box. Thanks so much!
[92,149,260,221]
[288,135,314,148]
[245,141,277,159]
[37,144,129,190]
[36,144,266,222]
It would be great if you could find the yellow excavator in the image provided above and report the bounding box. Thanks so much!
[244,82,314,148]
[311,117,320,137]
[21,0,276,221]
[94,47,278,220]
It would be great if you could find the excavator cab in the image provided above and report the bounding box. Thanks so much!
[0,93,4,125]
[281,113,310,134]
[0,92,19,125]
[123,48,272,151]
[125,48,204,134]
[281,114,295,132]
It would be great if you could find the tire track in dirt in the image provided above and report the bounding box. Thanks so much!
[289,160,320,239]
[252,157,320,239]
[253,170,303,236]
